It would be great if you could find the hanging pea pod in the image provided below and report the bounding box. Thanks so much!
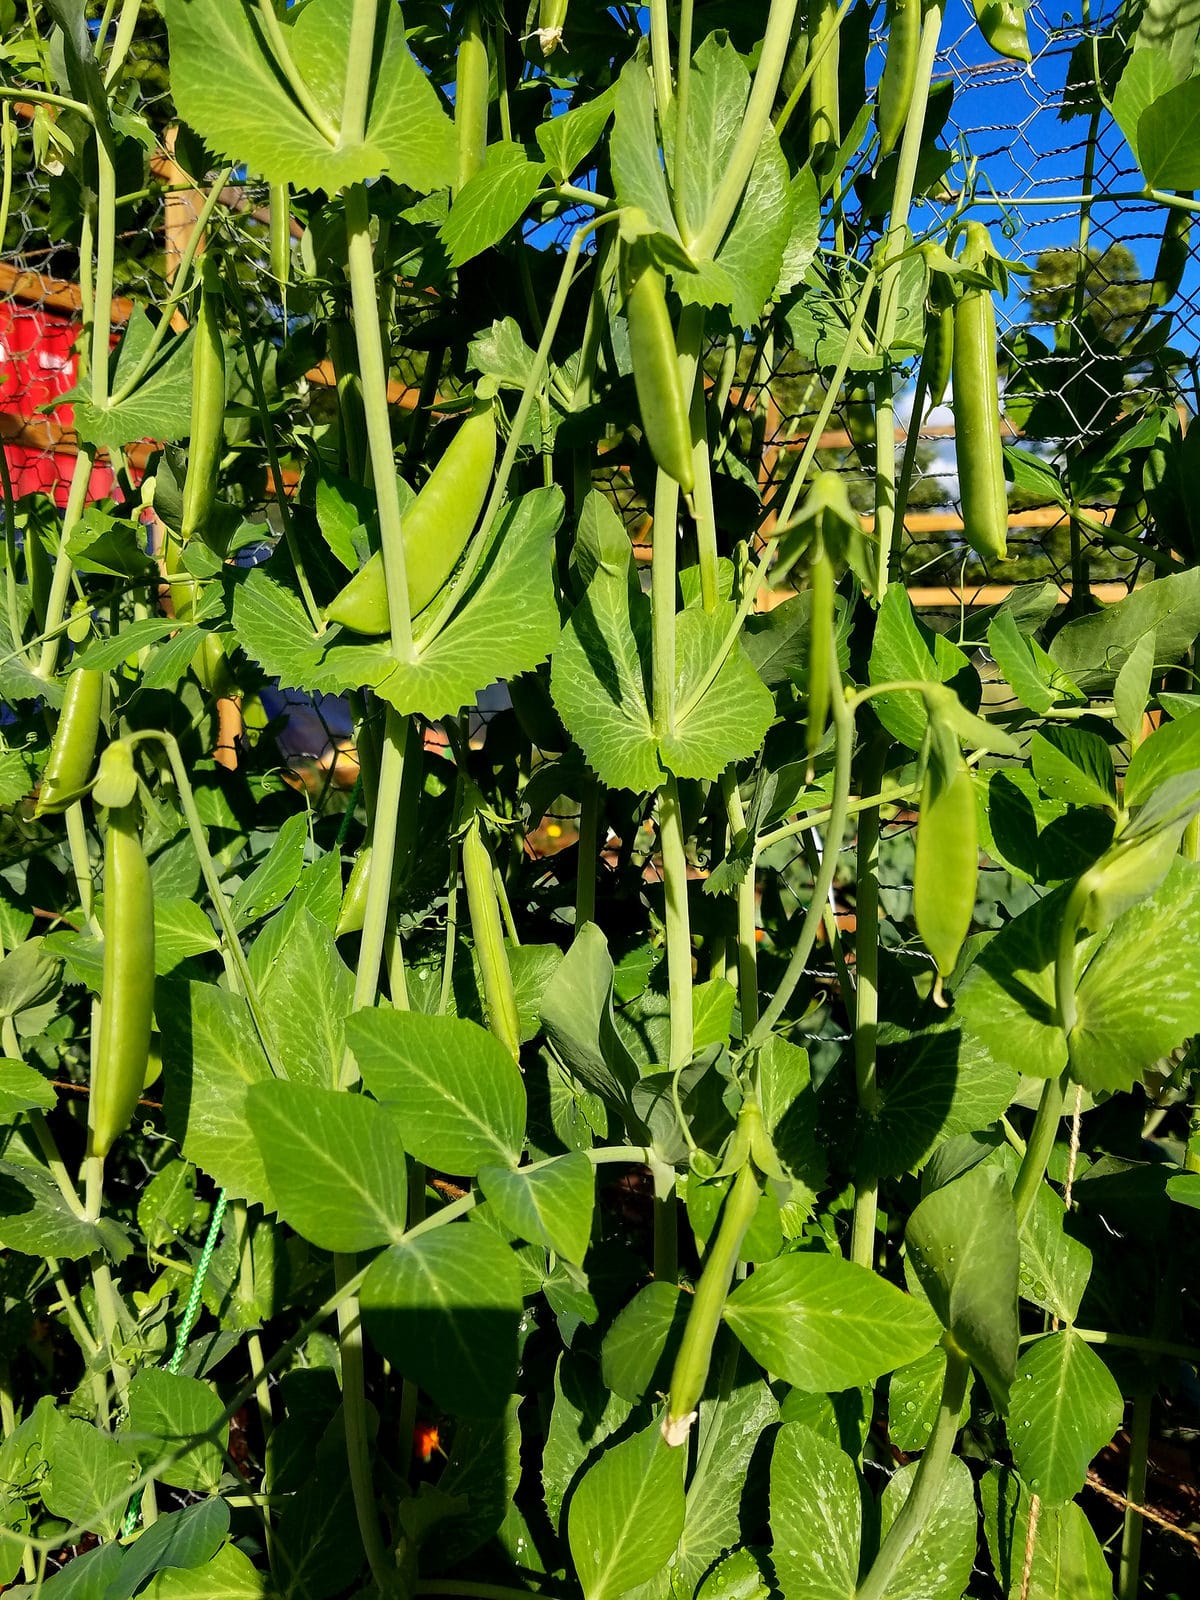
[806,544,835,777]
[36,667,104,816]
[843,383,876,471]
[951,223,1008,563]
[622,244,695,493]
[971,0,1031,63]
[336,846,373,938]
[536,0,568,55]
[913,749,978,999]
[455,2,489,196]
[877,0,922,159]
[91,792,155,1159]
[462,812,521,1061]
[326,400,498,636]
[178,255,226,556]
[925,300,955,411]
[808,0,842,177]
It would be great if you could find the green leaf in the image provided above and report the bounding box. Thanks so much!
[888,1345,970,1453]
[440,144,548,268]
[138,1545,266,1600]
[230,569,326,692]
[159,981,276,1210]
[1019,1182,1092,1325]
[696,1549,771,1600]
[230,813,309,931]
[107,1501,231,1600]
[1030,726,1116,810]
[1137,76,1200,187]
[1048,568,1200,693]
[868,585,976,749]
[878,1455,977,1600]
[152,898,220,974]
[42,1416,136,1538]
[0,937,62,1018]
[601,1283,688,1405]
[542,1352,636,1534]
[955,890,1068,1081]
[988,611,1075,716]
[1125,708,1200,806]
[769,1422,860,1600]
[1113,629,1156,743]
[1071,860,1200,1091]
[67,310,194,451]
[164,0,455,194]
[361,1222,523,1417]
[982,1465,1114,1600]
[723,1251,940,1392]
[1112,46,1180,152]
[124,1370,226,1495]
[536,85,617,181]
[258,910,353,1089]
[348,1009,526,1174]
[0,1161,111,1260]
[0,1057,56,1121]
[478,1154,594,1265]
[611,59,678,241]
[540,922,641,1115]
[362,489,564,719]
[905,1167,1020,1411]
[248,1081,408,1252]
[1007,1332,1122,1506]
[65,508,155,578]
[567,1424,686,1600]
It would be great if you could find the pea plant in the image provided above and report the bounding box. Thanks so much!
[4,2,1200,1598]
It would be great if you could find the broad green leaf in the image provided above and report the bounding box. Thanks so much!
[611,59,678,240]
[1019,1182,1092,1324]
[1125,709,1200,806]
[905,1167,1020,1411]
[440,144,547,268]
[258,910,353,1088]
[1029,727,1116,810]
[478,1154,594,1265]
[1112,46,1180,152]
[1167,1171,1200,1209]
[35,1542,124,1600]
[1048,568,1200,693]
[696,1549,771,1600]
[361,1222,523,1416]
[229,569,326,693]
[0,937,61,1018]
[723,1251,940,1392]
[601,1282,689,1403]
[67,310,193,451]
[1137,76,1200,187]
[360,488,564,719]
[540,922,641,1114]
[1071,860,1200,1092]
[542,1352,636,1533]
[867,585,976,749]
[151,898,220,974]
[769,1422,860,1600]
[955,890,1068,1081]
[878,1455,976,1600]
[139,1544,267,1600]
[536,84,617,180]
[0,1161,111,1260]
[0,1057,56,1121]
[671,1362,778,1597]
[1113,629,1156,743]
[348,1009,526,1174]
[137,1160,198,1251]
[230,813,308,931]
[1007,1331,1122,1506]
[248,1081,408,1252]
[567,1424,686,1600]
[988,611,1075,716]
[982,1466,1115,1600]
[108,1501,232,1600]
[777,1385,871,1457]
[888,1345,970,1453]
[159,982,276,1210]
[165,0,455,194]
[124,1370,226,1495]
[42,1416,136,1538]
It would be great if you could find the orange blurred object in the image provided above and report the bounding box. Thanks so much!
[413,1421,442,1463]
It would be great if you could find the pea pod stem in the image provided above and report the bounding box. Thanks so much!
[854,1341,970,1600]
[663,1159,761,1445]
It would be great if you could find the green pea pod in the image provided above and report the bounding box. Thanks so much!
[36,667,103,816]
[179,255,226,550]
[805,547,835,774]
[91,795,154,1159]
[877,0,922,159]
[913,757,977,993]
[624,251,695,493]
[326,401,498,636]
[336,846,373,938]
[462,814,521,1061]
[455,2,489,196]
[1151,202,1192,308]
[537,0,568,54]
[808,0,841,176]
[663,1156,761,1446]
[951,223,1008,562]
[843,383,876,470]
[971,0,1031,62]
[925,301,954,411]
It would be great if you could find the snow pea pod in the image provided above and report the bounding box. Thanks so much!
[808,0,841,176]
[877,0,922,159]
[971,0,1031,63]
[951,223,1008,562]
[913,757,977,993]
[91,794,154,1159]
[624,249,694,493]
[325,400,497,636]
[456,2,489,196]
[36,667,103,816]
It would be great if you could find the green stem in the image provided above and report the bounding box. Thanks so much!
[691,0,798,258]
[256,0,340,143]
[648,0,673,118]
[720,771,759,1034]
[855,1343,970,1600]
[35,448,95,680]
[651,469,681,738]
[751,683,854,1046]
[659,776,694,1070]
[26,1108,88,1220]
[334,1254,395,1594]
[344,183,414,662]
[463,814,521,1060]
[663,1158,760,1444]
[1011,1071,1069,1234]
[101,0,141,86]
[687,333,720,614]
[1118,1383,1153,1600]
[850,740,887,1269]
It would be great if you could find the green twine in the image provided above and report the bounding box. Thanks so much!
[120,1188,229,1538]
